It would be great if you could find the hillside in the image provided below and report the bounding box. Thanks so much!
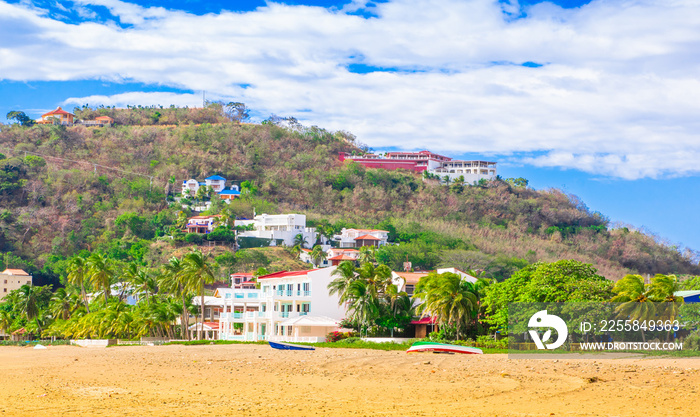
[0,107,698,286]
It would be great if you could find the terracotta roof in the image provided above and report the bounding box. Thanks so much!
[2,269,29,276]
[258,269,320,279]
[328,254,356,261]
[300,248,312,252]
[393,272,430,284]
[41,107,73,117]
[188,215,221,220]
[354,234,381,240]
[95,116,114,121]
[410,317,437,325]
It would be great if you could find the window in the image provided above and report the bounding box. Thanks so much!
[3,288,6,293]
[296,304,301,312]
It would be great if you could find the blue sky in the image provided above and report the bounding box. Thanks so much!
[1,0,699,255]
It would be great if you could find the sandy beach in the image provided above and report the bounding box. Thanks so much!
[1,344,699,416]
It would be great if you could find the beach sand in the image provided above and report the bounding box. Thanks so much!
[1,344,699,416]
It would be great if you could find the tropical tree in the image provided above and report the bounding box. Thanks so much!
[123,263,156,305]
[612,274,656,341]
[160,257,189,339]
[67,256,91,313]
[87,253,114,303]
[293,234,309,249]
[16,285,51,337]
[310,245,327,267]
[182,250,216,340]
[415,272,479,340]
[328,261,358,302]
[49,288,79,320]
[344,279,380,337]
[290,244,302,259]
[357,246,376,265]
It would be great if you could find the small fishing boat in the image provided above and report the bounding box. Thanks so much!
[268,341,315,351]
[407,341,483,355]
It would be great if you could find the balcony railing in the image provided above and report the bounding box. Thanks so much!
[271,290,311,298]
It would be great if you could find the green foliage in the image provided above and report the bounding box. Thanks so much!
[234,249,271,271]
[482,260,613,334]
[6,111,35,127]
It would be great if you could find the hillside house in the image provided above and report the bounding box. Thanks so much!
[235,214,319,247]
[36,107,74,125]
[182,176,240,200]
[333,228,389,248]
[339,150,497,183]
[231,273,256,289]
[185,215,221,234]
[0,269,32,300]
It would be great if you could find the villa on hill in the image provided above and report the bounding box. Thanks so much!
[333,228,389,248]
[35,107,113,126]
[339,150,497,183]
[182,175,241,200]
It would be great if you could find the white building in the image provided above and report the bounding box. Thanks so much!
[182,175,228,195]
[333,228,389,248]
[235,213,319,247]
[428,160,497,184]
[217,267,345,343]
[298,249,331,268]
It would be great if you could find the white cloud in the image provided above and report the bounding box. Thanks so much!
[2,0,700,179]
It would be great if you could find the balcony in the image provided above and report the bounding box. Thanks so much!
[226,290,261,300]
[221,311,268,321]
[271,290,311,298]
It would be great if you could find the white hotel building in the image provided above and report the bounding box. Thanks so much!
[217,267,344,343]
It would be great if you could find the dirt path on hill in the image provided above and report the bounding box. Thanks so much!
[0,344,698,416]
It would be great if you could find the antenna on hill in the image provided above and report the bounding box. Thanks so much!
[202,90,206,108]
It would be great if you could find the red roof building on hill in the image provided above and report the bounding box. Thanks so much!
[327,254,356,266]
[37,107,74,125]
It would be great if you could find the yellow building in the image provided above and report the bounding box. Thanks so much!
[0,269,33,299]
[36,107,75,125]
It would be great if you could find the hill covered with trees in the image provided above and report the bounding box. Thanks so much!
[0,105,698,288]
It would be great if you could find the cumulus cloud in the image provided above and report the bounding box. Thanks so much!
[1,0,700,179]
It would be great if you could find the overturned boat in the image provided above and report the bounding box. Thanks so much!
[407,341,483,355]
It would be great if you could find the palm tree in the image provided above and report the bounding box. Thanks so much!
[0,310,14,336]
[328,261,357,301]
[649,274,684,340]
[344,279,380,337]
[290,244,302,259]
[182,250,216,340]
[358,263,393,297]
[357,246,376,265]
[293,234,309,249]
[415,272,479,340]
[87,253,114,303]
[310,245,327,267]
[123,263,155,305]
[49,288,77,320]
[17,285,45,336]
[67,256,90,313]
[612,274,656,342]
[160,257,189,339]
